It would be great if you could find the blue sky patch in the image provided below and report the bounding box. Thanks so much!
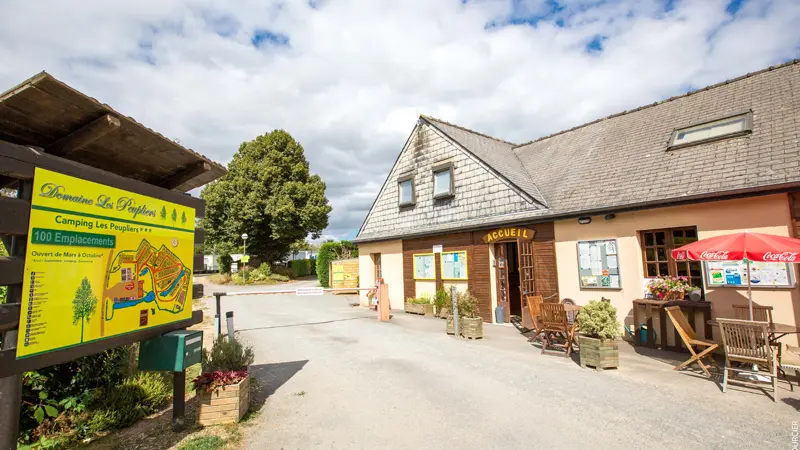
[726,0,747,15]
[203,12,240,38]
[586,35,607,53]
[252,29,290,47]
[485,0,565,29]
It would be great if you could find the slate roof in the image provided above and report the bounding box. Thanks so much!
[422,116,548,206]
[356,59,800,242]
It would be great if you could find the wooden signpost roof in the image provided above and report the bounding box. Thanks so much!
[0,71,226,192]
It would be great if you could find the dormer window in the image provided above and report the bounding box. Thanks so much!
[432,161,454,199]
[668,111,752,149]
[398,174,415,207]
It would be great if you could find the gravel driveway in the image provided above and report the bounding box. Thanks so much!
[206,288,800,449]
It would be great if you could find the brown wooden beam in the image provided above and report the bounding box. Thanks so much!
[158,161,211,190]
[0,309,203,377]
[0,139,206,215]
[0,304,20,332]
[0,197,30,235]
[0,257,24,285]
[47,114,121,157]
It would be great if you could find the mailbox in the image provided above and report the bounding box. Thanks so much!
[138,330,203,372]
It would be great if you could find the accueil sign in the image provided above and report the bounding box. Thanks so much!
[482,227,536,244]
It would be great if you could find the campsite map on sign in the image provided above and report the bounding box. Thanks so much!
[17,168,195,358]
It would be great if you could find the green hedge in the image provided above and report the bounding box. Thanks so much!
[290,259,316,278]
[316,241,358,288]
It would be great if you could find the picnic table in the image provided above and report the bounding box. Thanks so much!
[632,299,712,352]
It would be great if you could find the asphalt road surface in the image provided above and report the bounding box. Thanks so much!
[204,284,799,449]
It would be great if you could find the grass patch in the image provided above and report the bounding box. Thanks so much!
[177,435,226,450]
[208,274,232,285]
[292,390,306,397]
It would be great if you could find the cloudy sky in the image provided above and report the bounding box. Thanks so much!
[1,0,798,239]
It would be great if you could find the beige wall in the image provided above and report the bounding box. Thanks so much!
[555,194,800,344]
[358,240,404,310]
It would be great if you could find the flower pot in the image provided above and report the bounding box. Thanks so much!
[404,302,425,315]
[446,315,462,334]
[197,375,250,425]
[461,317,483,339]
[578,335,619,371]
[423,304,434,316]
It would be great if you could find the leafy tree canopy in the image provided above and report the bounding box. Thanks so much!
[201,130,332,261]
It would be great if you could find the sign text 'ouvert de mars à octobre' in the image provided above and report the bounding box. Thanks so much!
[482,227,536,244]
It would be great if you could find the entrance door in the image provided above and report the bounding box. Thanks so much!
[518,240,536,328]
[495,243,510,322]
[495,242,522,323]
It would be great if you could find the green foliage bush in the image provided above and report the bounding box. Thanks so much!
[248,265,271,282]
[218,254,233,274]
[271,264,292,277]
[202,335,255,373]
[269,273,290,282]
[290,258,316,277]
[178,435,226,450]
[86,372,171,433]
[316,240,358,287]
[457,290,480,319]
[577,300,622,340]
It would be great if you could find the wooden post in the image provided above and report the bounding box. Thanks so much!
[0,180,32,449]
[378,283,390,322]
[172,369,186,431]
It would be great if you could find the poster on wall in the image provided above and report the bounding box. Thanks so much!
[441,251,467,280]
[705,260,793,287]
[414,254,435,279]
[577,239,621,289]
[17,168,195,359]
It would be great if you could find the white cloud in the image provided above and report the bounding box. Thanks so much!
[1,0,798,238]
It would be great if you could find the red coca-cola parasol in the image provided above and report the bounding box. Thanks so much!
[671,231,800,320]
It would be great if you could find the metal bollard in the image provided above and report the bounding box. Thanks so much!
[451,285,460,337]
[213,293,224,338]
[226,311,235,339]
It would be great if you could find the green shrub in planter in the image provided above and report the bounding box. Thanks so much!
[576,301,621,370]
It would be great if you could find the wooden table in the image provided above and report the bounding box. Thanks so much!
[632,299,712,352]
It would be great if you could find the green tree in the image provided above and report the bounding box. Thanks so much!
[171,208,177,222]
[181,211,187,225]
[72,277,97,343]
[201,130,332,262]
[160,206,167,220]
[316,240,358,287]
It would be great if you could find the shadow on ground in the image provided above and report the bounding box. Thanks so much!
[247,360,309,417]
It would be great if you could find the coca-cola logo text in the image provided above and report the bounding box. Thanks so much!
[762,252,799,262]
[700,251,730,260]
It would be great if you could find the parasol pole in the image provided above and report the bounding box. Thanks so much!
[746,258,754,321]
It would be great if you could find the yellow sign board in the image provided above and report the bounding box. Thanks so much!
[17,168,196,358]
[482,227,536,244]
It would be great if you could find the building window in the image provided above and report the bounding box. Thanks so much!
[641,227,703,290]
[413,253,435,280]
[121,267,133,282]
[668,112,752,149]
[398,175,415,207]
[440,251,468,280]
[432,161,454,199]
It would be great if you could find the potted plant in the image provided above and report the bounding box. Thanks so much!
[434,288,449,318]
[647,276,697,301]
[577,300,621,371]
[193,335,255,425]
[459,290,483,339]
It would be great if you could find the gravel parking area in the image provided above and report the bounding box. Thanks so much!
[207,288,800,449]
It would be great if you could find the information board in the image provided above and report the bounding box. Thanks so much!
[413,254,435,279]
[577,239,621,289]
[441,251,467,280]
[705,260,793,288]
[17,168,196,358]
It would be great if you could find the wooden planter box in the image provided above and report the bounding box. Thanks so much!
[405,302,425,315]
[446,316,462,335]
[423,304,434,316]
[461,317,483,339]
[197,375,250,426]
[579,336,619,371]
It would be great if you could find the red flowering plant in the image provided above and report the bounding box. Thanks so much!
[192,335,254,393]
[192,370,248,393]
[647,276,697,300]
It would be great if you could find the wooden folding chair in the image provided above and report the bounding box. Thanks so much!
[525,295,544,341]
[664,306,719,377]
[732,304,774,323]
[717,318,778,402]
[540,302,576,357]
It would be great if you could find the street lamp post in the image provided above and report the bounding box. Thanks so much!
[241,233,248,284]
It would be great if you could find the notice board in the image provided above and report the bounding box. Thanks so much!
[577,239,621,289]
[17,168,196,358]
